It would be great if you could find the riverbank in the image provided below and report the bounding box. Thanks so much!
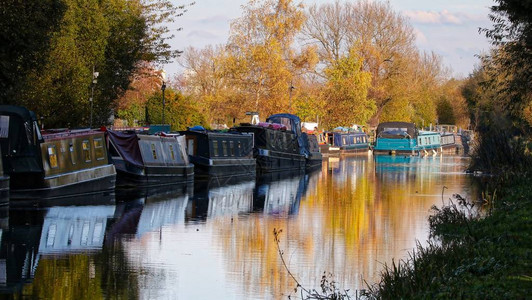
[367,176,532,299]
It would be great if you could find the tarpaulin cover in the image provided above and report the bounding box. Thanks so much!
[376,122,417,139]
[107,130,143,167]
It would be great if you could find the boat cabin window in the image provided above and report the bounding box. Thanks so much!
[48,145,58,168]
[222,141,228,156]
[0,116,8,138]
[82,140,91,162]
[230,141,235,156]
[81,221,90,245]
[69,142,76,165]
[237,141,242,156]
[283,134,287,150]
[169,145,176,160]
[151,144,158,159]
[93,138,105,160]
[187,139,194,156]
[269,132,275,150]
[212,140,219,156]
[33,121,42,143]
[46,224,57,247]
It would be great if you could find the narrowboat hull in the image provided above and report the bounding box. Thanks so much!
[339,144,370,155]
[9,164,116,200]
[0,176,8,204]
[189,156,256,178]
[305,155,323,171]
[255,148,306,173]
[114,160,194,187]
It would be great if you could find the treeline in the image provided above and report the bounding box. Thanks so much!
[0,0,191,128]
[118,0,471,131]
[4,0,516,136]
[462,0,532,175]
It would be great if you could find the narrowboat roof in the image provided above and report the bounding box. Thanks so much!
[376,122,417,137]
[0,105,38,122]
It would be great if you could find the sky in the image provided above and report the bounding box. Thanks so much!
[166,0,494,78]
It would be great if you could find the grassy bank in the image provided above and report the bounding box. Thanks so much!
[367,177,532,299]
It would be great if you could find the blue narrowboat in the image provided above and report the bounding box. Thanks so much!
[319,128,370,156]
[373,122,441,155]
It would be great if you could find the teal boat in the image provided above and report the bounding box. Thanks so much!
[373,122,441,155]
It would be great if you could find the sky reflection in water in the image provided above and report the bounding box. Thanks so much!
[2,155,475,299]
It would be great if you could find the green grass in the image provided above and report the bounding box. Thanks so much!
[366,178,532,299]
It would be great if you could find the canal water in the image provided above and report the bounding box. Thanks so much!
[2,155,476,299]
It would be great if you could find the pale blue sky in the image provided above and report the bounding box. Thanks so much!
[168,0,494,78]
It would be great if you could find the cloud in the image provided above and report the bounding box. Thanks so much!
[404,10,472,25]
[413,28,428,45]
[187,30,219,40]
[197,15,230,25]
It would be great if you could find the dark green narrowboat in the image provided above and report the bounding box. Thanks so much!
[0,105,116,200]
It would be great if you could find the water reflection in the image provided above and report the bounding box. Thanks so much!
[1,156,477,299]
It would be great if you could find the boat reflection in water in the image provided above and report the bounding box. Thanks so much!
[0,200,115,294]
[111,183,192,238]
[255,170,310,216]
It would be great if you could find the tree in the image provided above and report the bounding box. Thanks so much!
[224,0,316,117]
[1,0,191,128]
[115,63,163,127]
[303,0,445,126]
[146,89,207,131]
[481,0,532,131]
[0,0,66,104]
[320,48,373,129]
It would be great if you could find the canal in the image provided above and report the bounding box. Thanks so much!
[2,155,476,299]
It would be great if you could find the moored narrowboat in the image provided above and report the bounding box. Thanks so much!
[181,126,256,177]
[435,125,464,154]
[234,113,318,173]
[319,129,370,156]
[106,130,194,187]
[0,105,116,200]
[373,121,441,155]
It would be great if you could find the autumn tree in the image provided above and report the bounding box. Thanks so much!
[115,63,164,127]
[321,48,373,129]
[146,88,207,131]
[303,0,447,127]
[179,45,245,125]
[224,0,316,118]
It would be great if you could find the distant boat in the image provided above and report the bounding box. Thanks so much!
[319,129,370,156]
[106,129,194,187]
[181,126,256,177]
[234,113,321,173]
[0,105,116,200]
[434,124,464,154]
[373,121,441,155]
